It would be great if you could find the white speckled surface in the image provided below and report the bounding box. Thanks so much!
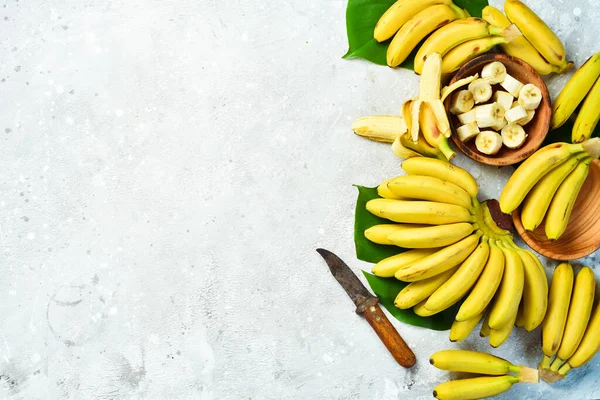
[1,0,599,399]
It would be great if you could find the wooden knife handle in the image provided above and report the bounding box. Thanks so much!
[362,303,416,368]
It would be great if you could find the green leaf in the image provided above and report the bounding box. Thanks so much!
[363,271,459,330]
[343,0,489,69]
[354,185,408,263]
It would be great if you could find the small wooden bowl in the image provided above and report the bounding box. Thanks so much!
[445,53,551,166]
[512,159,600,261]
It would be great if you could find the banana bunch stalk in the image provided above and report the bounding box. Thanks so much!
[551,51,600,143]
[364,157,549,345]
[499,138,600,240]
[538,263,600,383]
[482,3,573,76]
[430,350,539,400]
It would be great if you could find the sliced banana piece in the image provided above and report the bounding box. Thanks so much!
[501,123,527,149]
[518,83,542,110]
[456,122,480,142]
[481,61,507,84]
[476,131,503,155]
[458,109,477,125]
[512,101,535,126]
[449,90,474,115]
[490,117,507,131]
[500,74,524,97]
[475,103,505,129]
[468,79,493,104]
[505,104,528,124]
[493,91,514,112]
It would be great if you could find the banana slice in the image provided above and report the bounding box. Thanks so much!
[493,91,514,112]
[505,104,528,124]
[500,74,524,97]
[458,109,477,125]
[490,117,507,131]
[468,79,493,104]
[476,131,504,155]
[511,101,535,126]
[456,122,480,142]
[449,90,475,115]
[475,103,505,128]
[501,123,527,149]
[518,83,542,110]
[481,61,507,84]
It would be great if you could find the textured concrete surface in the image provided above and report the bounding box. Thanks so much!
[0,0,599,399]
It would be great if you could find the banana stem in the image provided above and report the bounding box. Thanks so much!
[558,363,572,375]
[516,365,539,383]
[549,357,564,372]
[540,355,553,369]
[583,137,600,158]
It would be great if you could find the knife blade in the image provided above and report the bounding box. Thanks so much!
[316,248,416,368]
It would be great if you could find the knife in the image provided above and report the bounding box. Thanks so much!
[316,248,416,368]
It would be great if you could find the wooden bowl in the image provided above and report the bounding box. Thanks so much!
[512,159,600,261]
[445,53,551,166]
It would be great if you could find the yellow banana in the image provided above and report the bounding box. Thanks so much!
[424,240,489,313]
[441,36,509,75]
[489,311,517,348]
[433,376,518,400]
[480,312,491,337]
[560,298,600,374]
[394,268,456,309]
[372,248,439,278]
[545,158,591,240]
[499,142,585,214]
[391,136,422,159]
[552,52,600,129]
[480,201,511,238]
[400,131,447,160]
[387,4,462,67]
[374,0,453,42]
[488,244,524,330]
[572,75,600,143]
[455,239,504,321]
[450,313,484,342]
[366,198,474,225]
[387,222,474,249]
[481,6,561,75]
[515,301,525,327]
[414,298,437,317]
[387,175,472,209]
[377,178,406,200]
[541,262,574,369]
[395,233,481,282]
[517,250,548,331]
[364,223,425,245]
[401,157,479,199]
[550,266,596,371]
[520,154,586,231]
[430,350,519,375]
[420,101,455,161]
[352,115,406,143]
[504,0,569,71]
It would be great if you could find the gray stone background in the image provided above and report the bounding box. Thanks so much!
[0,0,599,398]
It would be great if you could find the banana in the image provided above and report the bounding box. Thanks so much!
[399,132,447,160]
[456,122,480,142]
[482,61,507,84]
[387,175,472,209]
[501,123,527,149]
[420,101,456,160]
[504,0,569,71]
[488,244,524,330]
[489,311,517,348]
[481,6,563,75]
[455,240,505,321]
[515,301,525,327]
[414,298,437,317]
[377,178,406,200]
[387,4,462,68]
[517,249,548,331]
[374,0,452,43]
[505,105,528,125]
[560,298,600,374]
[391,136,422,159]
[433,376,518,400]
[552,52,600,129]
[572,74,600,143]
[365,223,409,245]
[424,240,489,313]
[550,266,596,371]
[541,262,574,369]
[480,201,511,238]
[499,74,524,97]
[545,158,591,240]
[430,350,519,375]
[468,79,492,104]
[475,103,505,128]
[457,109,477,125]
[409,99,422,142]
[440,74,479,102]
[518,83,542,110]
[414,18,504,74]
[475,131,503,155]
[419,53,452,140]
[450,313,484,342]
[372,248,439,278]
[395,232,481,282]
[394,267,456,309]
[490,117,507,132]
[499,142,585,214]
[493,90,514,112]
[449,90,474,114]
[401,157,479,199]
[352,115,407,143]
[520,154,585,231]
[366,198,473,225]
[387,222,474,249]
[480,312,491,337]
[441,36,509,75]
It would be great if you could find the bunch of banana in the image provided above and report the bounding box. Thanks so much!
[551,51,600,143]
[499,138,600,240]
[430,350,539,400]
[537,263,600,383]
[482,2,572,75]
[364,157,548,345]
